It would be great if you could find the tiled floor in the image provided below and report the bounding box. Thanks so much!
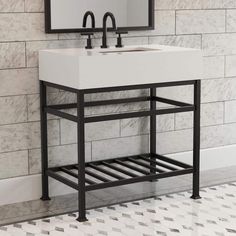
[2,182,236,235]
[1,166,236,230]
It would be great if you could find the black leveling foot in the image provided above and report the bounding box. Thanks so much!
[40,196,51,201]
[77,217,88,222]
[191,195,201,200]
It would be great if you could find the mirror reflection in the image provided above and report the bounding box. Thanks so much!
[50,0,150,30]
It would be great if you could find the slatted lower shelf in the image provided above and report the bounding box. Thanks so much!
[47,153,193,192]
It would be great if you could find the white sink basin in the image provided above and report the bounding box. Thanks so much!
[39,45,203,90]
[99,47,161,54]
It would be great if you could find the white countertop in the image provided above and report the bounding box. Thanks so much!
[39,44,203,90]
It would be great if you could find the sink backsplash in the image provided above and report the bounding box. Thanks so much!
[0,0,235,185]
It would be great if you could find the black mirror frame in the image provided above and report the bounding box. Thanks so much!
[45,0,155,33]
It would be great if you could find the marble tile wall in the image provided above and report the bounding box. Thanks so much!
[0,0,236,180]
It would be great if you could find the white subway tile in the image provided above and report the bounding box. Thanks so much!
[0,96,27,125]
[0,120,59,153]
[0,0,24,12]
[160,123,236,153]
[157,85,193,104]
[0,151,28,179]
[225,55,236,77]
[92,135,149,160]
[201,123,236,149]
[0,13,57,42]
[155,0,175,10]
[123,37,149,46]
[120,115,174,137]
[176,10,225,34]
[175,112,193,130]
[225,100,236,123]
[175,102,224,129]
[202,0,225,9]
[156,0,236,10]
[58,33,83,40]
[0,42,25,69]
[149,34,201,49]
[25,0,44,12]
[155,0,202,10]
[203,56,225,79]
[201,102,224,127]
[224,0,236,8]
[29,143,91,174]
[202,78,236,103]
[60,119,120,144]
[157,129,193,154]
[27,94,40,122]
[0,69,39,96]
[227,10,236,32]
[121,117,149,137]
[154,10,175,35]
[202,33,236,56]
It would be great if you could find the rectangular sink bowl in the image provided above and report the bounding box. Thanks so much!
[99,47,161,54]
[39,44,203,90]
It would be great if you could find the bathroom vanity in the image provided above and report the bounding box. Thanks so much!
[39,44,203,221]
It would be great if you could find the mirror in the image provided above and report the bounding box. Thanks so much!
[45,0,154,33]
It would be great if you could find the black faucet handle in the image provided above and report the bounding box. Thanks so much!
[81,32,94,49]
[115,31,128,48]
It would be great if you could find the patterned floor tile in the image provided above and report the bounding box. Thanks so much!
[2,182,236,235]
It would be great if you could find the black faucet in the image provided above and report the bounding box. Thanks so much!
[101,12,117,48]
[82,11,95,28]
[82,11,96,49]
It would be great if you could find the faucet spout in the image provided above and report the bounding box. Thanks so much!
[101,12,117,48]
[83,11,95,28]
[103,12,117,30]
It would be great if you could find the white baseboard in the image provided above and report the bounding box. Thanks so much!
[1,144,236,206]
[0,175,76,206]
[168,144,236,171]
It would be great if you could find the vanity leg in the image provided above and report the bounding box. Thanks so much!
[150,87,157,177]
[77,91,87,222]
[191,80,201,200]
[40,81,50,201]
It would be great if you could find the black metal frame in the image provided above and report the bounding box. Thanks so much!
[40,80,201,222]
[45,0,155,33]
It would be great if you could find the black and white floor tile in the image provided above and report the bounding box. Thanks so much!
[1,182,236,236]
